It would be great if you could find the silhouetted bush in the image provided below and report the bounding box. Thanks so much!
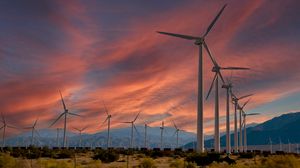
[239,152,254,159]
[221,156,236,165]
[93,150,119,163]
[186,152,221,166]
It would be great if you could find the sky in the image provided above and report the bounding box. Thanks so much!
[0,0,300,136]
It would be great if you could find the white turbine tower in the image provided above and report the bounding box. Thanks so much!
[160,121,164,149]
[122,111,141,149]
[102,101,112,149]
[73,126,88,148]
[205,53,249,152]
[0,113,16,149]
[49,90,81,148]
[157,4,227,152]
[172,121,182,149]
[23,118,40,146]
[231,93,253,153]
[222,78,234,153]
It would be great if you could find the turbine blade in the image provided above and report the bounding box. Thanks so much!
[59,90,67,111]
[33,118,38,127]
[73,127,80,131]
[69,112,81,117]
[203,4,227,37]
[133,111,141,122]
[221,67,250,70]
[203,41,218,66]
[157,31,200,40]
[101,116,109,126]
[49,112,65,127]
[7,125,17,129]
[172,120,178,130]
[206,73,217,100]
[218,71,225,84]
[82,126,88,131]
[34,129,41,138]
[238,94,253,100]
[23,126,32,129]
[247,113,260,116]
[121,121,132,124]
[241,98,251,109]
[102,101,109,116]
[133,124,140,136]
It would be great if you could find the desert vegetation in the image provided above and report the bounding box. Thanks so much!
[0,148,299,167]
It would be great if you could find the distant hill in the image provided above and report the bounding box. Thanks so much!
[5,125,196,148]
[184,112,300,148]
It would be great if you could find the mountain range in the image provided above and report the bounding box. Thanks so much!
[5,112,300,149]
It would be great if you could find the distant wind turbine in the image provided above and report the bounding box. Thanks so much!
[144,122,148,149]
[172,120,182,149]
[157,4,227,152]
[239,99,259,152]
[101,101,112,149]
[23,118,40,146]
[121,111,141,148]
[49,90,81,148]
[73,126,88,148]
[160,121,164,149]
[269,137,273,153]
[0,112,17,149]
[205,52,249,152]
[231,93,253,152]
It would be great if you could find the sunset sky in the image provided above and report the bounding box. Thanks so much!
[1,0,300,136]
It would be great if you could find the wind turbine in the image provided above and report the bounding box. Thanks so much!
[102,101,112,149]
[121,111,141,148]
[49,90,81,148]
[73,126,88,148]
[144,122,148,149]
[160,121,164,149]
[205,53,249,152]
[172,121,182,149]
[239,99,259,152]
[23,118,40,146]
[231,93,253,152]
[0,112,17,149]
[157,4,227,152]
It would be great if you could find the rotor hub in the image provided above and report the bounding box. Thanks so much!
[194,38,204,45]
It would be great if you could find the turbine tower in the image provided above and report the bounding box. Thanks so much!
[144,122,148,148]
[160,121,164,149]
[0,113,16,149]
[269,137,273,153]
[172,121,182,149]
[23,118,40,146]
[102,101,112,149]
[222,79,233,153]
[157,4,227,152]
[73,126,88,148]
[122,111,141,148]
[231,93,253,153]
[49,90,81,148]
[205,53,249,152]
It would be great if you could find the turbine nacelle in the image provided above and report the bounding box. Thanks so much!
[194,38,204,45]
